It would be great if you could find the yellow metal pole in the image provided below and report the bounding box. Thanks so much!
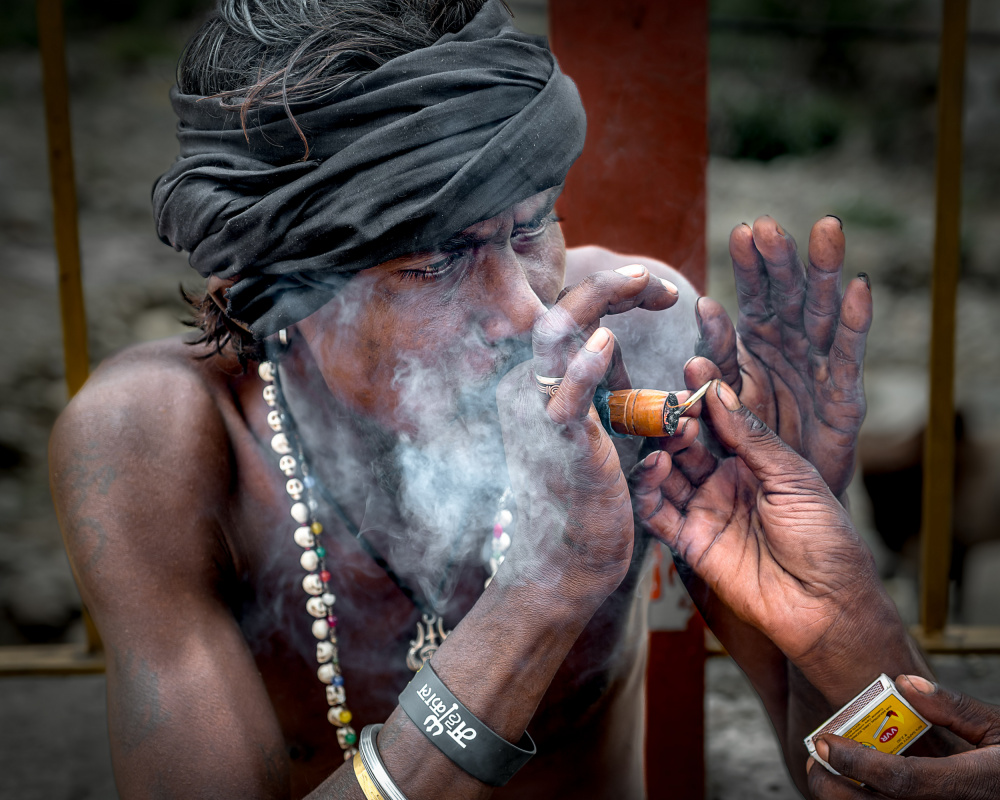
[37,0,101,655]
[37,0,90,397]
[920,0,968,635]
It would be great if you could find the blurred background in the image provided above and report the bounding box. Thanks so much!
[0,0,997,797]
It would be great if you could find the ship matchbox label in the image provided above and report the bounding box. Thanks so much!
[804,674,931,776]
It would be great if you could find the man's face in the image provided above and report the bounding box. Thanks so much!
[297,187,566,438]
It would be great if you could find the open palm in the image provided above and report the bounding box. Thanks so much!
[692,216,871,498]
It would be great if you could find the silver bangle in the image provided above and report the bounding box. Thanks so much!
[359,724,409,800]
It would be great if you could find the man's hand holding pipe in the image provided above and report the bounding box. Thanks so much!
[495,264,680,606]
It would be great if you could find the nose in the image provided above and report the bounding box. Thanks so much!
[477,248,547,344]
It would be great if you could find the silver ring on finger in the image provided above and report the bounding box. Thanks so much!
[534,374,563,398]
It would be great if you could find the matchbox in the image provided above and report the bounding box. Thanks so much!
[804,673,931,775]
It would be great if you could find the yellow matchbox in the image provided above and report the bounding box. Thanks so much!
[804,673,931,775]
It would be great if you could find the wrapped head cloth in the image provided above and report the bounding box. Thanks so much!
[153,0,587,338]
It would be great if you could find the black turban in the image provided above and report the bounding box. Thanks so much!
[153,0,587,338]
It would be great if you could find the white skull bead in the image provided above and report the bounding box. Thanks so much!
[257,362,275,382]
[271,433,291,455]
[326,684,345,705]
[306,596,327,618]
[327,706,347,726]
[336,727,356,749]
[279,455,297,476]
[302,573,323,596]
[262,385,277,406]
[317,641,335,664]
[293,526,314,548]
[317,663,334,684]
[286,478,304,500]
[312,618,330,639]
[300,550,319,571]
[290,502,309,524]
[267,410,283,431]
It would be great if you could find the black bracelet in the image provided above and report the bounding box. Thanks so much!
[398,662,536,787]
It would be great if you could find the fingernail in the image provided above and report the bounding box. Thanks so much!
[857,272,870,290]
[901,674,936,695]
[775,222,786,235]
[715,380,741,411]
[615,264,646,278]
[659,277,678,294]
[826,214,843,229]
[814,738,830,762]
[741,222,751,229]
[676,418,690,435]
[585,327,611,353]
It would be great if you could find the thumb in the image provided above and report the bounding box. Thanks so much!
[896,675,1000,747]
[705,380,829,497]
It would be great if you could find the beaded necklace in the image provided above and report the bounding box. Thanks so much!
[257,357,513,757]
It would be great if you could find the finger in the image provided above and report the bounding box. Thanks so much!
[534,266,676,377]
[693,296,741,390]
[684,355,723,395]
[817,735,992,800]
[729,222,771,327]
[896,675,1000,747]
[629,451,687,534]
[644,416,701,456]
[806,756,877,800]
[752,216,807,331]
[546,328,615,425]
[704,379,829,497]
[827,274,873,391]
[804,216,846,355]
[671,437,719,487]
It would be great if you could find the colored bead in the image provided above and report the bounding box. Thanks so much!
[271,433,291,455]
[317,663,334,684]
[257,362,275,382]
[315,546,326,558]
[306,596,327,618]
[308,498,319,512]
[321,592,336,607]
[286,478,304,500]
[493,523,503,539]
[293,526,314,548]
[302,574,323,596]
[339,710,352,724]
[320,570,331,583]
[327,705,347,726]
[290,502,309,524]
[327,615,337,626]
[300,550,319,572]
[311,619,330,640]
[311,521,323,534]
[303,475,315,488]
[317,641,334,664]
[332,674,344,687]
[267,410,283,432]
[344,731,357,745]
[279,455,297,476]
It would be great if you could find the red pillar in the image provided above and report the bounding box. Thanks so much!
[549,2,709,797]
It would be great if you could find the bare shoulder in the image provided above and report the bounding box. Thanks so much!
[49,337,242,606]
[565,246,701,388]
[51,337,235,484]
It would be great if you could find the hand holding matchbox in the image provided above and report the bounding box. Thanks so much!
[805,674,930,775]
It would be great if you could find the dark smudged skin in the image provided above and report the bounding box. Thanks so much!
[50,211,700,800]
